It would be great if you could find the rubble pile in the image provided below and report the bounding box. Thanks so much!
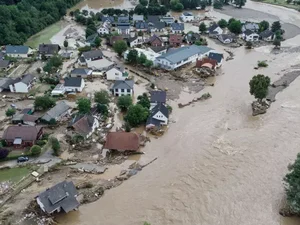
[251,100,270,116]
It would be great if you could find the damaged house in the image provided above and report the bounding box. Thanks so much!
[68,114,99,139]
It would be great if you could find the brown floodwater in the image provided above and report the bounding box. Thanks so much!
[55,1,300,225]
[70,0,135,12]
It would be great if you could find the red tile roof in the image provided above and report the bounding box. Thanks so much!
[169,34,182,44]
[104,132,140,152]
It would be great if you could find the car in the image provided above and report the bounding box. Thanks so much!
[17,156,29,163]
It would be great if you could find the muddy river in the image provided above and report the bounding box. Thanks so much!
[55,1,300,225]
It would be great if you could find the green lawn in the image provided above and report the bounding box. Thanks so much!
[0,167,30,183]
[254,0,300,10]
[25,22,62,49]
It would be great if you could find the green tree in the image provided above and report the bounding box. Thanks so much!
[144,60,153,68]
[0,148,9,159]
[218,19,228,28]
[36,68,42,74]
[271,21,281,32]
[284,153,300,215]
[97,104,109,117]
[126,49,139,64]
[213,0,223,9]
[77,98,91,114]
[113,40,128,56]
[43,55,63,74]
[170,0,184,11]
[31,145,41,156]
[5,108,16,117]
[199,22,207,33]
[228,18,236,25]
[139,0,148,6]
[137,93,150,109]
[273,39,281,49]
[63,40,68,49]
[232,0,246,8]
[49,118,57,126]
[117,95,133,111]
[125,104,149,127]
[259,20,269,32]
[245,41,253,49]
[94,90,110,105]
[228,20,242,34]
[138,30,144,36]
[137,53,147,65]
[249,74,271,101]
[34,96,56,111]
[50,137,60,156]
[94,36,102,47]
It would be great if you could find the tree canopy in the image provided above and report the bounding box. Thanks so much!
[271,21,281,32]
[199,22,207,33]
[5,108,16,117]
[0,148,9,159]
[249,74,271,100]
[113,40,128,56]
[117,95,133,111]
[94,90,110,105]
[0,0,81,45]
[126,49,139,64]
[77,98,91,114]
[228,20,242,34]
[170,0,184,11]
[137,93,150,109]
[259,20,269,32]
[125,104,149,127]
[43,55,63,74]
[31,145,41,156]
[218,19,228,28]
[34,96,56,111]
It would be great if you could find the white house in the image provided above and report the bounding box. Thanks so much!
[97,21,110,35]
[124,48,160,62]
[208,52,224,68]
[6,45,32,58]
[243,30,259,42]
[70,68,93,78]
[9,74,35,93]
[51,84,65,96]
[64,77,85,92]
[155,45,213,70]
[218,34,234,44]
[128,36,146,48]
[146,103,169,130]
[260,29,275,42]
[132,14,144,22]
[106,67,128,81]
[180,12,194,22]
[81,50,114,71]
[150,90,166,110]
[171,23,184,34]
[116,24,130,35]
[110,80,134,97]
[207,24,223,37]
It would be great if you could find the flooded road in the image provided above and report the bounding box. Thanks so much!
[57,2,300,225]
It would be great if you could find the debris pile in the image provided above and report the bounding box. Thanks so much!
[251,100,270,116]
[178,93,212,108]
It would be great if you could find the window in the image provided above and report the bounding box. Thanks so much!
[127,89,130,92]
[121,89,124,92]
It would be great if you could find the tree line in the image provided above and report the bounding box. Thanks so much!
[0,0,81,45]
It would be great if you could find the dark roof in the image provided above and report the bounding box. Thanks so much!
[17,74,34,85]
[0,52,4,59]
[0,60,11,68]
[149,35,162,43]
[208,23,219,33]
[260,29,274,38]
[64,77,83,87]
[146,117,162,127]
[86,33,98,43]
[70,68,92,76]
[6,45,29,54]
[184,32,201,42]
[21,108,33,114]
[13,114,39,123]
[183,12,193,16]
[171,23,184,31]
[79,56,86,63]
[152,21,166,30]
[37,181,79,214]
[69,114,95,136]
[135,21,148,29]
[128,36,138,43]
[160,16,174,23]
[151,103,169,118]
[111,80,134,90]
[149,46,168,53]
[82,50,103,60]
[101,16,114,23]
[39,44,60,55]
[42,101,70,122]
[104,132,140,151]
[118,16,129,23]
[150,91,166,103]
[219,34,234,40]
[3,125,42,141]
[147,15,160,23]
[117,23,130,30]
[0,78,15,89]
[244,29,255,35]
[208,52,223,63]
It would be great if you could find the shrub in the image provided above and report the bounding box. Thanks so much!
[167,104,173,113]
[50,137,60,156]
[117,95,133,111]
[36,140,46,146]
[0,148,9,159]
[31,145,42,156]
[6,108,16,117]
[257,61,268,68]
[42,133,50,141]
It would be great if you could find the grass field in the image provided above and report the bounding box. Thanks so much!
[0,167,30,183]
[253,0,300,10]
[25,22,62,49]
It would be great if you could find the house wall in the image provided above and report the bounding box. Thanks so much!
[7,53,28,58]
[153,111,168,124]
[151,38,163,47]
[98,28,109,35]
[65,79,85,92]
[112,88,133,96]
[117,28,130,35]
[172,30,182,34]
[106,68,126,81]
[180,15,194,22]
[86,117,100,138]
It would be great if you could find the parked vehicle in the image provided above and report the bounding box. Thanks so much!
[17,156,29,163]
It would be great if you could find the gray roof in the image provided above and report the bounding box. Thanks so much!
[118,16,129,23]
[111,80,134,90]
[208,23,219,33]
[150,91,166,103]
[135,21,148,29]
[260,29,274,38]
[70,68,92,76]
[150,103,169,118]
[146,117,162,127]
[244,29,255,36]
[157,45,213,64]
[149,46,168,53]
[64,77,83,87]
[171,23,184,31]
[149,21,165,30]
[6,45,29,54]
[183,12,193,16]
[101,16,114,23]
[208,52,223,63]
[19,74,34,85]
[37,181,79,214]
[242,22,259,32]
[133,14,144,21]
[68,114,95,136]
[160,17,174,23]
[82,50,103,60]
[0,52,4,59]
[0,60,11,68]
[39,44,60,55]
[147,15,160,23]
[117,24,130,30]
[184,32,201,42]
[86,33,98,43]
[42,101,70,122]
[0,78,15,90]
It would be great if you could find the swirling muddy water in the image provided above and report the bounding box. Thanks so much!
[58,1,300,225]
